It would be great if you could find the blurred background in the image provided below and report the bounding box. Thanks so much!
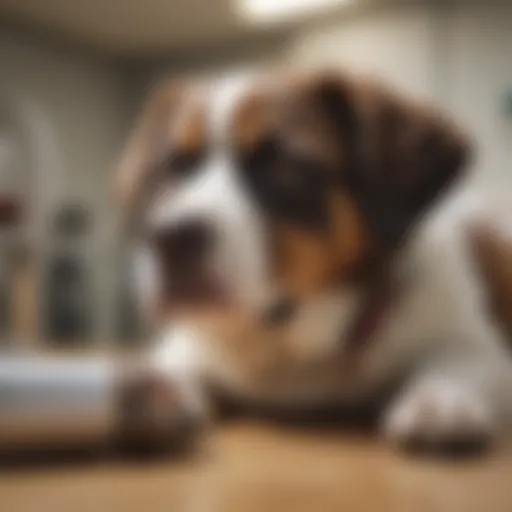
[0,0,510,350]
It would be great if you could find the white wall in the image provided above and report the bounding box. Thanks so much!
[440,3,512,188]
[0,29,129,205]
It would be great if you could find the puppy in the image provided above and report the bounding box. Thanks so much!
[115,69,512,453]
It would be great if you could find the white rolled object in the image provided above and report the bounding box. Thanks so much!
[0,355,116,448]
[0,354,186,453]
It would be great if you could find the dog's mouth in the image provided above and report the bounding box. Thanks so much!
[165,269,228,310]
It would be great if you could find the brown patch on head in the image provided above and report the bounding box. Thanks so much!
[304,71,471,249]
[232,91,270,152]
[170,98,206,159]
[274,193,370,297]
[234,70,470,297]
[233,81,370,297]
[114,80,207,214]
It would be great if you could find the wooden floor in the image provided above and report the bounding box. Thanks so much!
[1,422,512,512]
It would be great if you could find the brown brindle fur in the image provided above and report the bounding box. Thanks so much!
[116,82,181,208]
[229,71,468,297]
[169,96,207,156]
[232,91,270,152]
[230,75,371,296]
[273,193,370,297]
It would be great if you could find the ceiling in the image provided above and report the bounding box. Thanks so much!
[0,0,480,57]
[0,0,366,56]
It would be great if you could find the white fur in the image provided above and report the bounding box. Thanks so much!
[138,75,512,447]
[383,375,496,445]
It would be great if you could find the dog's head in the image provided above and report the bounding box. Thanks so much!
[116,70,470,325]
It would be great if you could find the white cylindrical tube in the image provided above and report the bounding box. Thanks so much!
[0,354,188,454]
[0,355,117,448]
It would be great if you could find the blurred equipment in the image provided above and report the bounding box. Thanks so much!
[116,261,143,344]
[43,204,94,344]
[503,88,512,119]
[0,195,26,341]
[0,107,41,346]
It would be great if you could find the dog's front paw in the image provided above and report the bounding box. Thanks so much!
[118,366,208,456]
[382,381,496,455]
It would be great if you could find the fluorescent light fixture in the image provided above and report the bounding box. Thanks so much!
[236,0,354,24]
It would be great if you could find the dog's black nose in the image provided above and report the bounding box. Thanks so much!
[151,219,212,265]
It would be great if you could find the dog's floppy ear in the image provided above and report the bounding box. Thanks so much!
[114,81,183,211]
[313,73,471,249]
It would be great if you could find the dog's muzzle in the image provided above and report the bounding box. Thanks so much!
[150,219,227,308]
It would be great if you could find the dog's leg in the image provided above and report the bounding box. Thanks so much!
[151,325,209,414]
[120,324,210,453]
[381,345,512,453]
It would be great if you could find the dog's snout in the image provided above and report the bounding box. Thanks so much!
[151,219,212,264]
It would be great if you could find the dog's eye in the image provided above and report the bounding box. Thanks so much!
[162,148,205,178]
[278,156,320,190]
[241,136,285,198]
[243,137,323,194]
[241,137,329,228]
[244,135,281,173]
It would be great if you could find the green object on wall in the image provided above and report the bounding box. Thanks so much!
[503,88,512,118]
